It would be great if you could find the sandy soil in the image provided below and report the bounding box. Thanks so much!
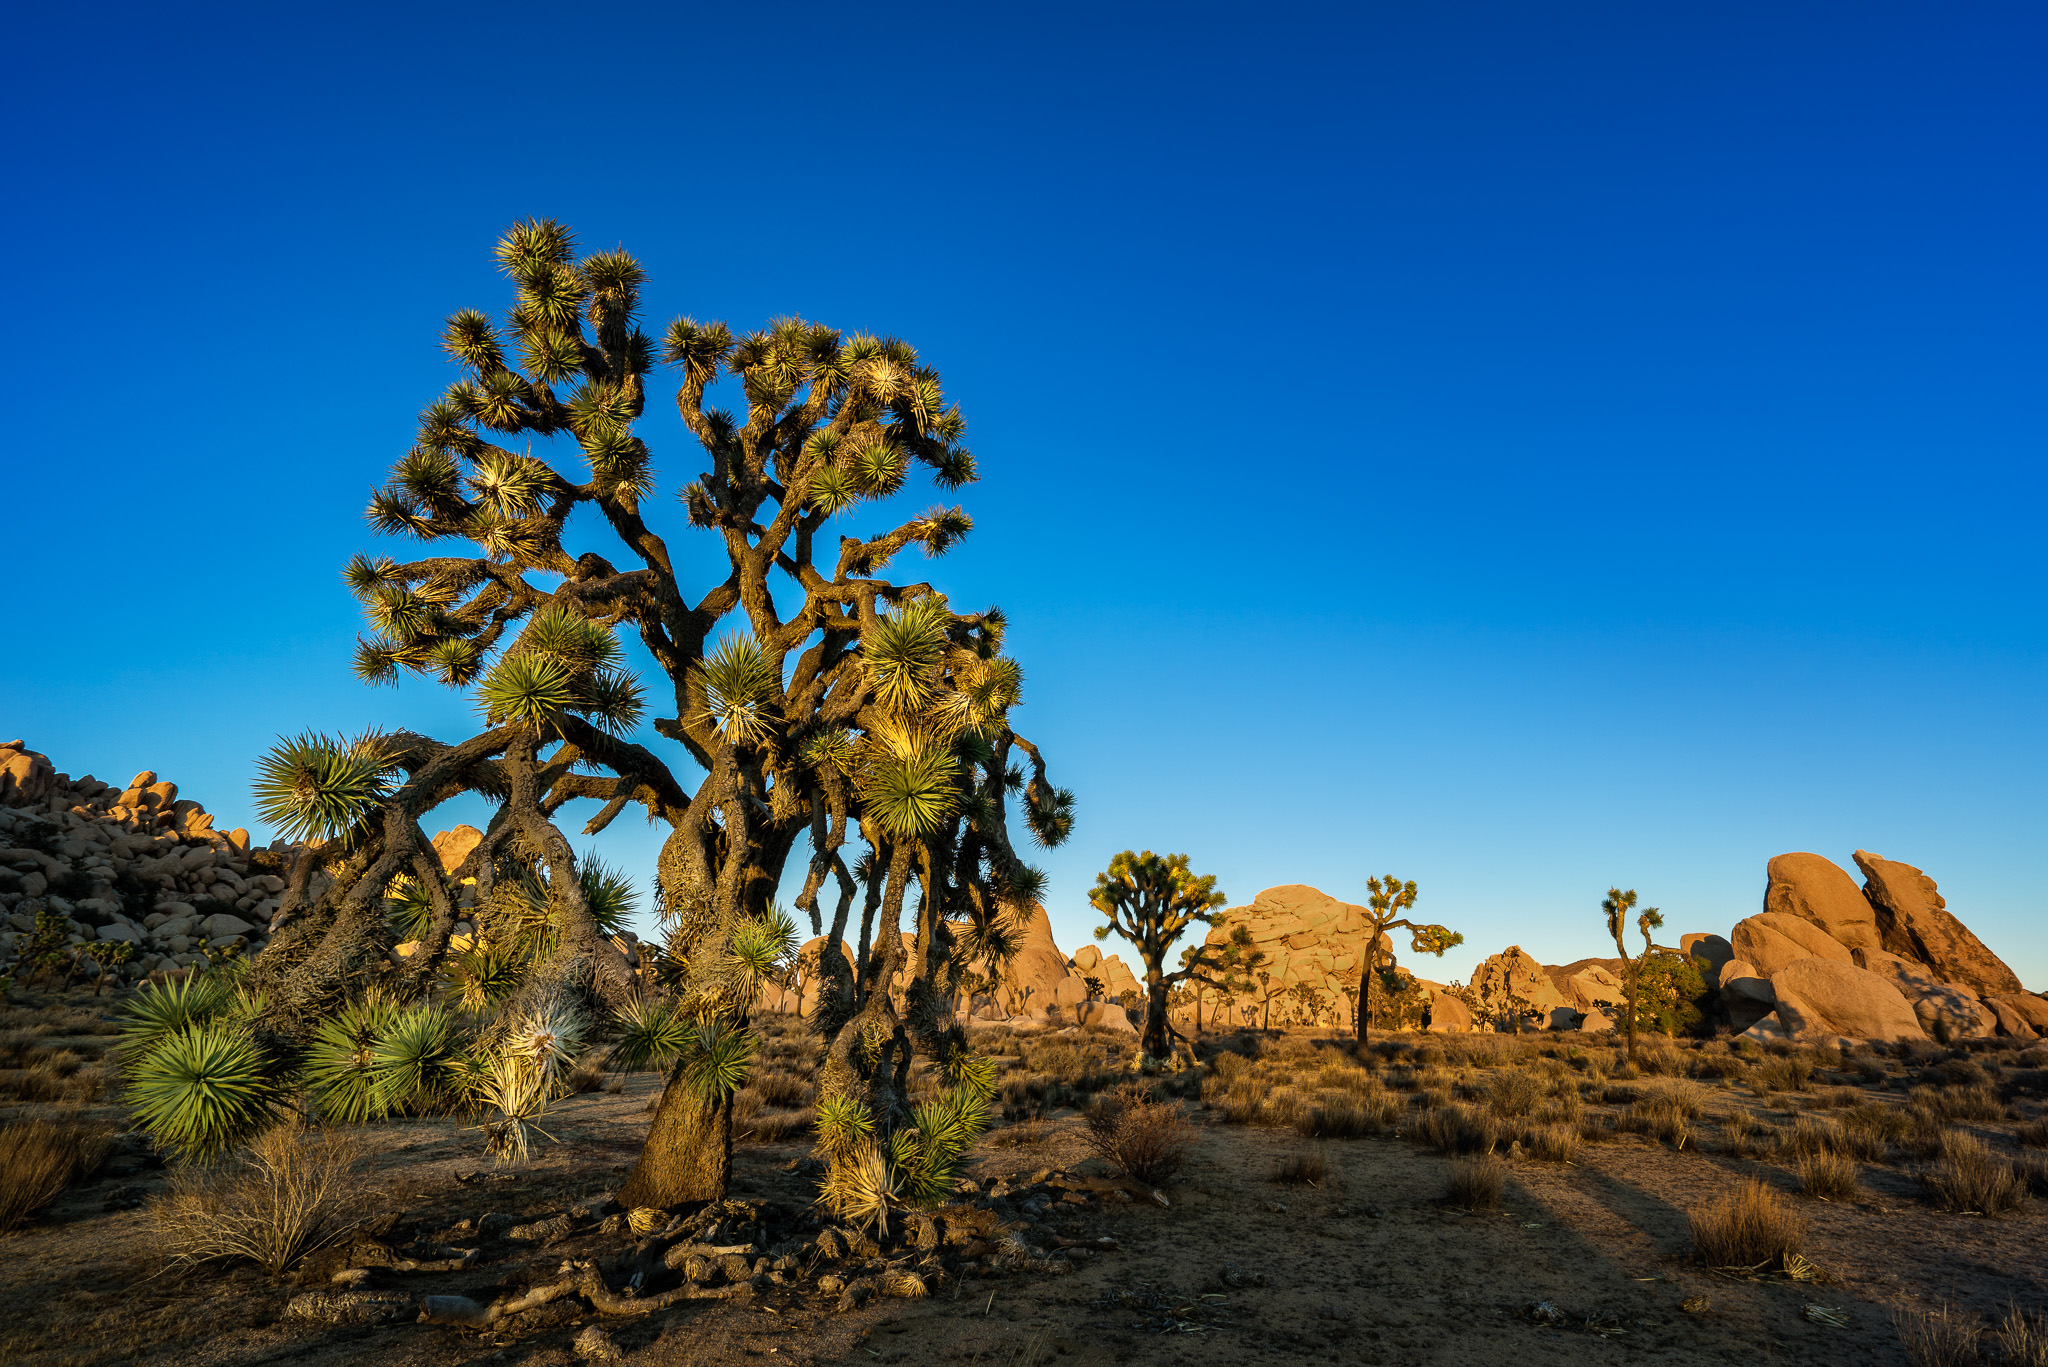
[3,1000,2043,1367]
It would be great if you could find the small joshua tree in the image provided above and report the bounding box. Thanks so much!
[1184,917,1267,1035]
[1354,875,1462,1045]
[1602,887,1676,1064]
[1089,850,1228,1063]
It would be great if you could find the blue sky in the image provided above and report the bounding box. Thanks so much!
[6,3,2043,988]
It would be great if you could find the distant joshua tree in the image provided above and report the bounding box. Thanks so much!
[1089,850,1229,1062]
[1602,887,1677,1064]
[1354,875,1463,1045]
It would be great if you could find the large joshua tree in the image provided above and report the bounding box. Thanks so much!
[247,218,1073,1208]
[1087,850,1227,1062]
[1353,874,1462,1044]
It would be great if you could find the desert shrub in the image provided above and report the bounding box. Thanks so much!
[0,1118,114,1231]
[1444,1155,1505,1211]
[1416,1085,1454,1112]
[1084,1086,1197,1187]
[1688,1180,1806,1270]
[1383,1067,1418,1092]
[154,1124,367,1274]
[1484,1069,1543,1118]
[1813,1085,1864,1109]
[1414,1103,1500,1156]
[1269,1145,1330,1186]
[1519,1122,1580,1164]
[1920,1131,2027,1214]
[1578,1111,1620,1143]
[1794,1151,1860,1201]
[1929,1057,1993,1089]
[1754,1055,1812,1093]
[1911,1084,2003,1124]
[1893,1305,1983,1367]
[2014,1152,2048,1198]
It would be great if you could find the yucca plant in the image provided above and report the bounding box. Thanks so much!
[301,995,402,1124]
[370,1004,464,1114]
[118,974,233,1060]
[126,1022,280,1162]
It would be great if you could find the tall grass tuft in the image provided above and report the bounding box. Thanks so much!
[1920,1131,2027,1215]
[0,1119,114,1231]
[1444,1155,1506,1211]
[1688,1180,1806,1270]
[1893,1304,1981,1367]
[1794,1151,1860,1202]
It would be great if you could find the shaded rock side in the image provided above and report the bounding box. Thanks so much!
[1850,947,1995,1039]
[1854,850,2022,997]
[1768,957,1925,1043]
[1988,994,2048,1035]
[1729,912,1852,978]
[1763,853,1882,953]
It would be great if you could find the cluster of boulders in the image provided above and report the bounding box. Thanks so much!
[759,905,1147,1032]
[0,741,292,984]
[1705,850,2046,1046]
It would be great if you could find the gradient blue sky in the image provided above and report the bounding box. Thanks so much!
[6,3,2043,987]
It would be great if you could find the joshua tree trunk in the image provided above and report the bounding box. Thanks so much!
[1355,928,1386,1046]
[1139,962,1173,1061]
[619,1079,732,1209]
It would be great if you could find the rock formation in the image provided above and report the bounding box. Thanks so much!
[1763,852,1882,954]
[1760,958,1925,1044]
[0,741,286,983]
[1854,850,2022,997]
[1850,948,1995,1039]
[1469,946,1570,1025]
[1729,911,1855,978]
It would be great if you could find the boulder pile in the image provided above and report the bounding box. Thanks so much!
[0,740,290,984]
[759,903,1145,1032]
[1713,850,2043,1047]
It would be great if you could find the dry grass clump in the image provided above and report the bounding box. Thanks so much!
[2017,1117,2048,1150]
[1518,1121,1581,1164]
[752,1069,816,1108]
[1718,1109,1773,1159]
[1912,1084,2005,1125]
[1812,1085,1864,1109]
[154,1123,368,1275]
[1414,1103,1500,1156]
[1444,1155,1505,1211]
[1294,1091,1384,1139]
[1484,1069,1543,1118]
[0,1117,115,1231]
[2014,1152,2048,1198]
[1920,1131,2027,1215]
[1083,1086,1197,1187]
[1269,1145,1330,1186]
[1893,1304,1982,1367]
[1993,1303,2048,1367]
[1217,1078,1266,1125]
[984,1119,1050,1149]
[1688,1050,1749,1081]
[1794,1151,1861,1202]
[1754,1055,1813,1093]
[1687,1179,1806,1271]
[738,1107,815,1143]
[1619,1082,1705,1150]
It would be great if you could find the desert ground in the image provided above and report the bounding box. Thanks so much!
[5,988,2045,1367]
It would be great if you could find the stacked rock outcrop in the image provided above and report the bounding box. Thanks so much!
[1725,850,2036,1047]
[0,740,287,984]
